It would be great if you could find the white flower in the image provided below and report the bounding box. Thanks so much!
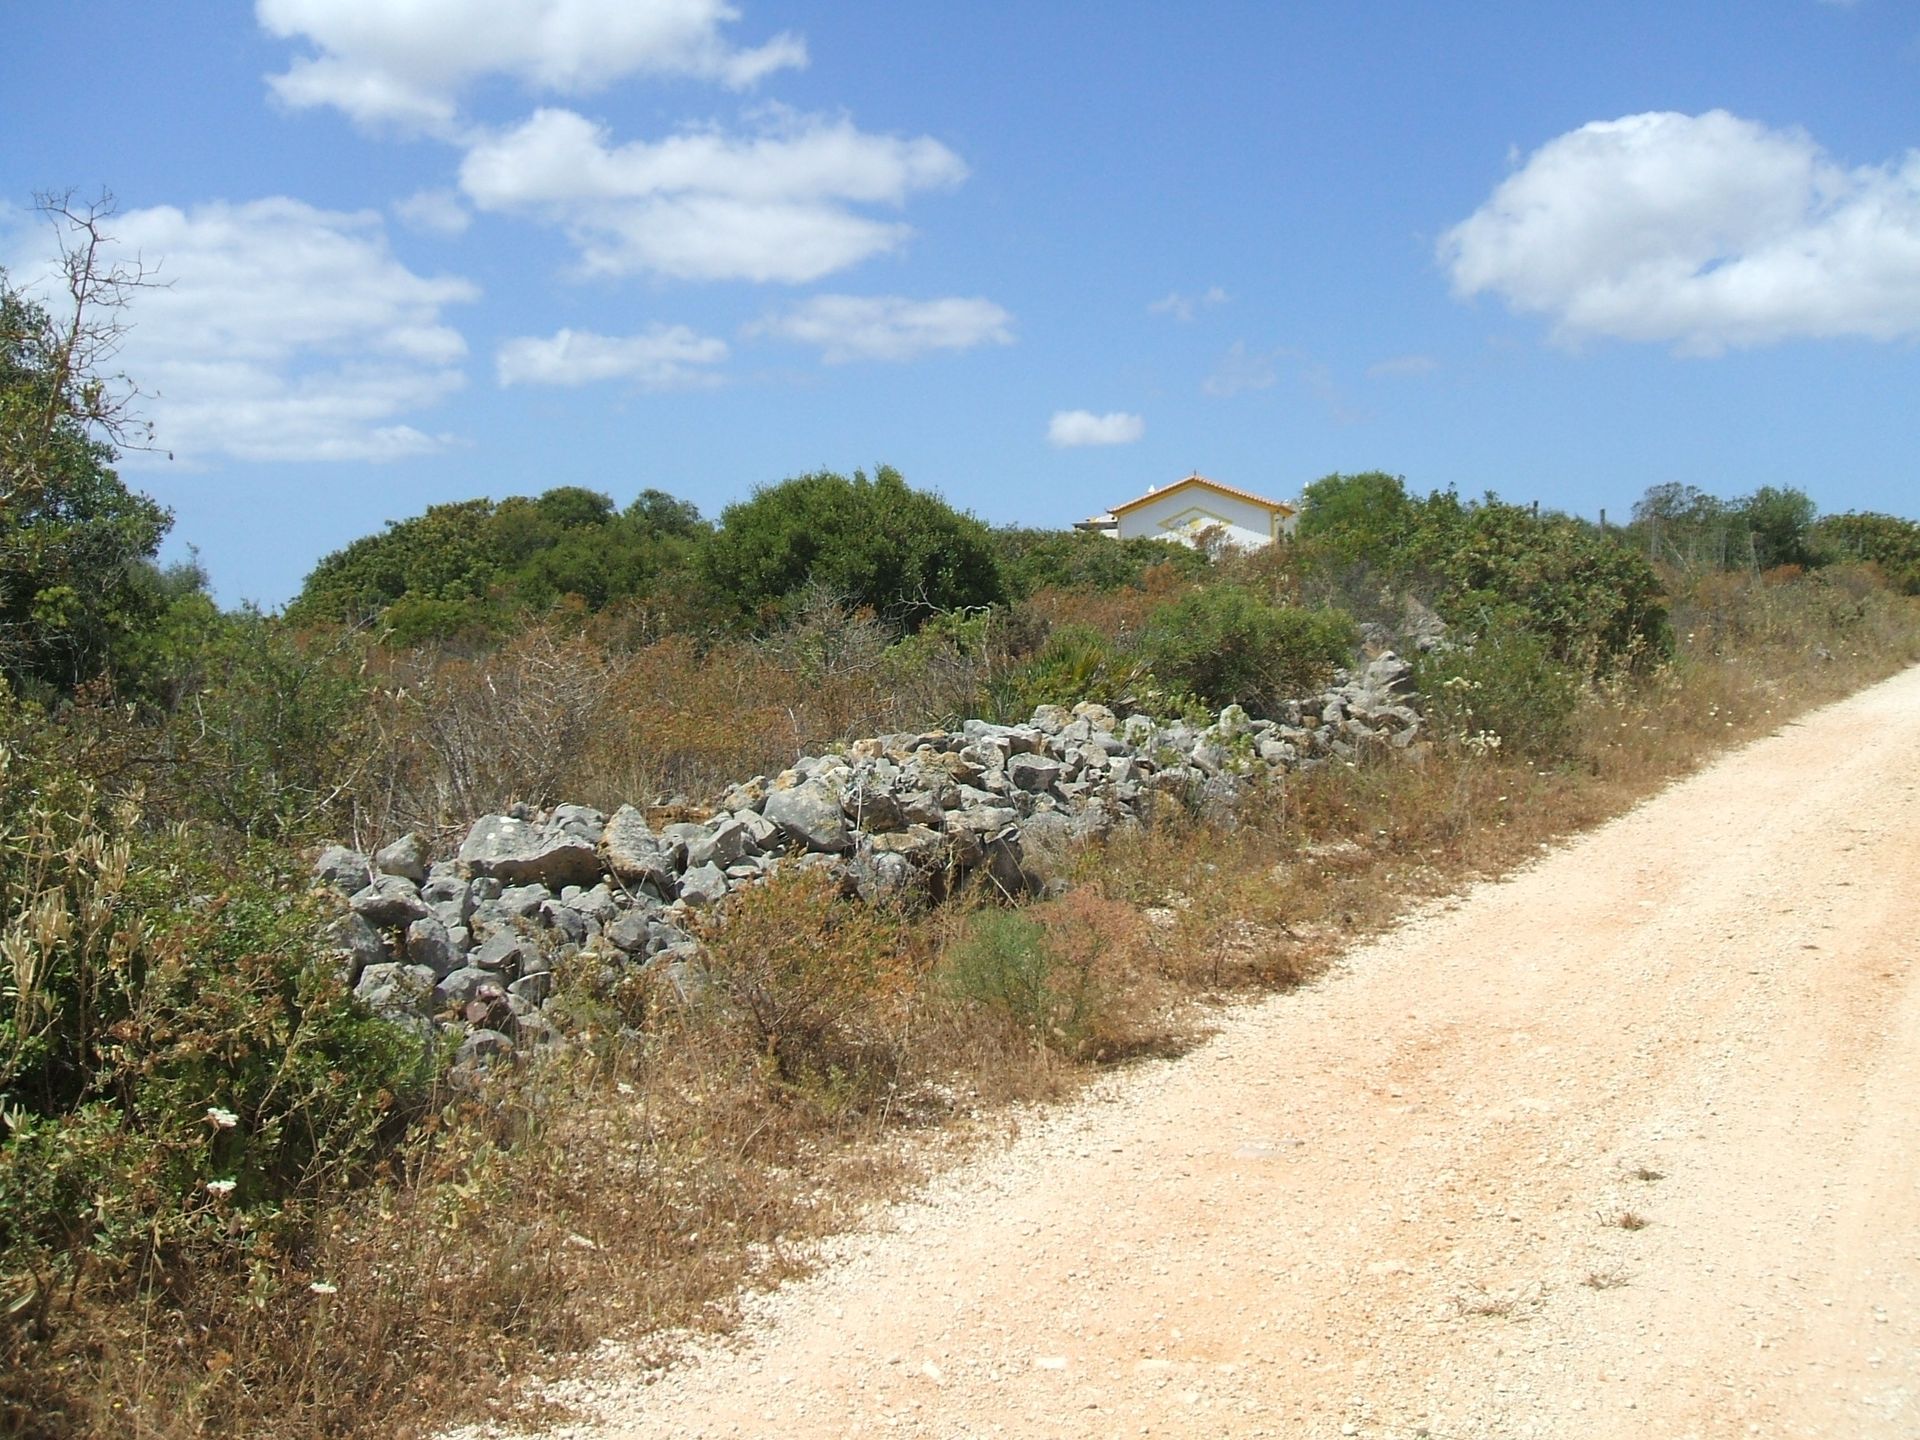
[206,1106,239,1130]
[308,1281,338,1296]
[206,1178,237,1196]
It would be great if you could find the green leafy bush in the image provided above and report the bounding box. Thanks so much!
[940,909,1098,1051]
[991,525,1208,597]
[288,486,707,633]
[1413,624,1580,759]
[700,466,1006,630]
[0,708,440,1302]
[988,623,1144,720]
[1816,512,1920,595]
[1138,586,1353,716]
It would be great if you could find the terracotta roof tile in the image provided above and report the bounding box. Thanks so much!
[1108,473,1294,518]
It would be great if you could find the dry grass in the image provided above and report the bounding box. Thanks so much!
[10,572,1919,1437]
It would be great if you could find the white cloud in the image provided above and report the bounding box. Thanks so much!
[10,198,476,463]
[1047,410,1144,447]
[459,106,966,282]
[496,325,727,388]
[1202,341,1281,397]
[1367,353,1438,378]
[752,294,1012,362]
[257,0,805,135]
[1440,110,1920,354]
[394,187,472,236]
[1148,285,1228,321]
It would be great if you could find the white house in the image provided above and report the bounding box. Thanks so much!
[1077,473,1297,550]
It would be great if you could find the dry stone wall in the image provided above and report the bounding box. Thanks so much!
[317,653,1425,1068]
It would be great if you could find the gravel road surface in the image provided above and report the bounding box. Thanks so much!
[480,665,1920,1439]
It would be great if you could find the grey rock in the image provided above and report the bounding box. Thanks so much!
[852,849,916,904]
[948,803,1020,837]
[538,899,589,946]
[732,809,780,852]
[558,882,618,923]
[349,875,430,929]
[327,911,391,984]
[1071,701,1119,733]
[508,971,553,1006]
[497,883,551,917]
[867,824,948,862]
[454,1027,514,1069]
[764,780,853,854]
[687,815,754,868]
[600,806,683,889]
[1258,738,1300,766]
[354,961,437,1020]
[606,910,653,954]
[677,861,730,908]
[457,814,604,889]
[469,930,537,978]
[1006,754,1064,793]
[313,845,372,894]
[1015,810,1079,879]
[374,833,430,884]
[405,915,459,978]
[1028,703,1073,733]
[843,784,907,833]
[546,803,607,844]
[435,966,507,1010]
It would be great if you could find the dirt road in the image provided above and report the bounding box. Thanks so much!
[520,666,1920,1439]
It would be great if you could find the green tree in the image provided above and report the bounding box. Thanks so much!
[991,525,1208,596]
[0,199,173,696]
[1295,471,1417,568]
[1736,485,1821,571]
[289,485,710,637]
[700,466,1006,629]
[1815,511,1920,594]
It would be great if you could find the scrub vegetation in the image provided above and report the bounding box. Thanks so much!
[6,234,1920,1438]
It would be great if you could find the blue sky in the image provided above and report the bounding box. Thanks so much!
[5,2,1918,607]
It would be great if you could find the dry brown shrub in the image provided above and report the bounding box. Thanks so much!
[693,869,921,1102]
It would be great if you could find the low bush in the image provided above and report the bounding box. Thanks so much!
[1138,585,1354,717]
[938,891,1150,1060]
[1414,625,1582,759]
[0,710,441,1418]
[987,623,1145,720]
[693,870,917,1103]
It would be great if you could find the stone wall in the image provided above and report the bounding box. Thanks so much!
[318,653,1424,1068]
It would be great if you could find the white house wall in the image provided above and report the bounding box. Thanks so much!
[1114,488,1282,549]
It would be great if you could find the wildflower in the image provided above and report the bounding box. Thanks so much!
[206,1178,237,1197]
[206,1106,239,1130]
[309,1281,338,1296]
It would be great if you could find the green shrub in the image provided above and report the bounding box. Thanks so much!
[988,623,1145,720]
[1413,625,1581,759]
[0,709,440,1299]
[700,466,1006,630]
[991,526,1209,597]
[940,908,1099,1052]
[1138,586,1353,716]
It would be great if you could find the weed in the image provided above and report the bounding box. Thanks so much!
[1454,1285,1519,1319]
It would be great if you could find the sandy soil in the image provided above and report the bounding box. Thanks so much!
[488,665,1920,1439]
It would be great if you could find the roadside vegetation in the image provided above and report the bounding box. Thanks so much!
[6,218,1920,1438]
